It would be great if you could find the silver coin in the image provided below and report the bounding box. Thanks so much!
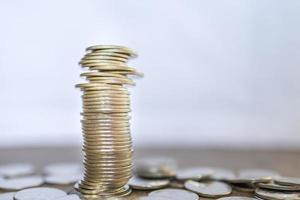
[136,157,177,179]
[129,176,170,190]
[169,180,185,189]
[138,197,170,200]
[217,197,256,200]
[176,167,214,181]
[0,164,35,178]
[0,176,44,190]
[274,177,300,187]
[231,169,280,183]
[184,180,232,197]
[45,174,81,185]
[210,168,236,181]
[255,188,300,200]
[44,163,82,175]
[14,187,67,200]
[149,188,199,200]
[0,192,15,200]
[257,181,300,191]
[231,183,255,193]
[56,195,81,200]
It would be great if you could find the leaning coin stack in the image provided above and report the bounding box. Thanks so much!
[75,45,143,198]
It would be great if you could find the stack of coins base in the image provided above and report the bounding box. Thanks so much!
[75,45,142,198]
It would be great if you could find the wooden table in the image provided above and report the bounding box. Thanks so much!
[1,147,299,199]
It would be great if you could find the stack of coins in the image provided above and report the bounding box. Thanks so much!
[75,45,143,198]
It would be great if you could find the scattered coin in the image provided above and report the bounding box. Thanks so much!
[169,180,185,188]
[138,197,170,200]
[217,197,256,200]
[56,195,81,200]
[210,168,236,181]
[0,164,35,178]
[176,167,213,181]
[0,176,44,190]
[14,187,67,200]
[231,183,255,193]
[230,169,279,183]
[184,180,232,198]
[129,176,170,190]
[45,174,81,185]
[0,192,15,200]
[44,163,82,175]
[149,188,199,200]
[136,157,177,179]
[257,181,300,191]
[274,177,300,187]
[255,188,300,200]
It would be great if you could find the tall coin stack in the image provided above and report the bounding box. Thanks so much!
[75,45,143,198]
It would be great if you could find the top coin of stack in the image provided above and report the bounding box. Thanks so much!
[75,45,143,198]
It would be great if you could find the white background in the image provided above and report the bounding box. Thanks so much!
[0,0,299,148]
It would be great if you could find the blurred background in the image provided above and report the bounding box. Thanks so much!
[0,0,299,149]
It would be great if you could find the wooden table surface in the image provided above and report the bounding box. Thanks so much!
[0,147,300,199]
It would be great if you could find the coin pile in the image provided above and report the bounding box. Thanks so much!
[75,45,143,198]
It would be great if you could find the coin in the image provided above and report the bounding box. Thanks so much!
[231,183,255,193]
[136,157,177,179]
[255,188,300,200]
[0,164,35,178]
[138,197,171,200]
[169,180,185,188]
[217,197,256,200]
[14,187,67,200]
[0,175,44,191]
[84,52,130,59]
[45,173,82,185]
[210,168,236,181]
[149,188,199,200]
[230,169,280,183]
[257,181,300,191]
[0,192,15,200]
[56,195,81,200]
[86,45,137,56]
[184,180,232,198]
[129,176,170,190]
[176,167,214,181]
[80,71,126,78]
[274,177,300,187]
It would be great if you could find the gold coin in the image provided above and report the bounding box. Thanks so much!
[89,65,138,72]
[82,119,129,124]
[87,77,135,86]
[83,158,132,164]
[82,94,129,99]
[86,45,137,56]
[80,112,129,117]
[82,127,129,131]
[75,82,124,89]
[82,129,130,133]
[83,89,129,94]
[82,109,130,114]
[80,85,127,91]
[84,52,130,59]
[109,70,144,78]
[83,147,132,153]
[80,71,126,78]
[81,56,128,62]
[83,102,129,107]
[80,60,125,67]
